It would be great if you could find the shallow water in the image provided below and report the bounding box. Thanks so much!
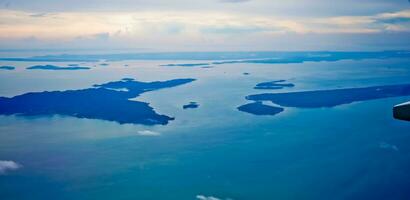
[0,53,410,200]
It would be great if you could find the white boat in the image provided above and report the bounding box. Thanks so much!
[393,101,410,121]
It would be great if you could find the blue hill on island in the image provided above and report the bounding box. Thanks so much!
[239,84,410,116]
[0,78,195,125]
[27,65,90,70]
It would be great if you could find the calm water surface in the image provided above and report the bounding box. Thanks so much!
[0,55,410,199]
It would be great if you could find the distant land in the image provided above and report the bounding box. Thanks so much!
[27,65,91,70]
[161,63,210,67]
[239,83,410,116]
[0,78,195,125]
[0,66,15,70]
[1,51,409,63]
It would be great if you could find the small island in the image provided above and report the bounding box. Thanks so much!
[27,65,91,70]
[0,66,15,70]
[237,101,284,116]
[254,80,295,90]
[183,102,199,109]
[161,63,211,67]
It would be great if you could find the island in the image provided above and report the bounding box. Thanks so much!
[183,102,199,109]
[254,80,295,90]
[238,83,410,116]
[246,84,410,108]
[26,65,90,70]
[0,78,195,125]
[0,66,15,70]
[237,102,284,116]
[161,63,211,67]
[1,51,410,63]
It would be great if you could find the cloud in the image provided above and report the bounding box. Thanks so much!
[1,8,409,40]
[2,0,407,16]
[379,142,399,151]
[196,195,221,200]
[0,8,410,50]
[75,32,110,41]
[196,195,232,200]
[201,25,267,34]
[137,130,161,136]
[30,13,48,18]
[92,32,110,40]
[0,160,21,174]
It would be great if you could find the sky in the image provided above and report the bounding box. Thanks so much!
[0,0,409,51]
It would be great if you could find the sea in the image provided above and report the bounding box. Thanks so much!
[0,50,410,200]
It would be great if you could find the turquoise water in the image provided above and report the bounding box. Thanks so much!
[1,55,410,199]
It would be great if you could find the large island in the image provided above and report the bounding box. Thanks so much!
[0,78,195,125]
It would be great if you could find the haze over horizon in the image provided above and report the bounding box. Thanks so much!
[1,0,410,51]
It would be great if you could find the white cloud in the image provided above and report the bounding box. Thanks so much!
[3,0,408,18]
[0,8,409,50]
[137,130,160,136]
[0,160,21,174]
[379,142,399,152]
[196,195,232,200]
[1,8,409,41]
